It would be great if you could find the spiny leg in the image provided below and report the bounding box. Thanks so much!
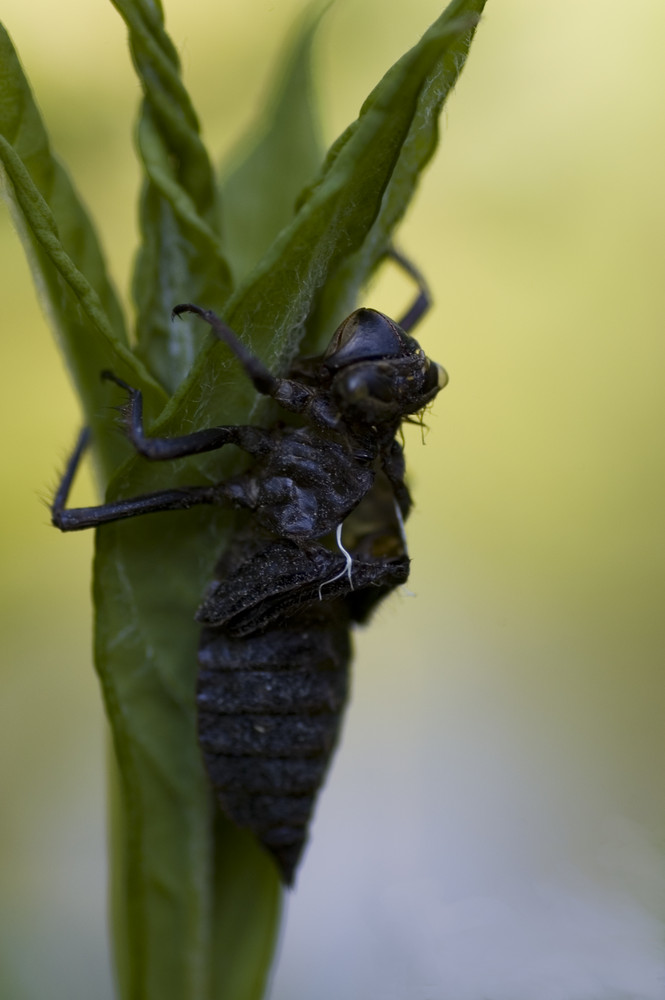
[172,305,276,394]
[173,305,312,416]
[381,438,413,521]
[51,427,92,525]
[51,428,244,532]
[102,371,272,461]
[386,247,431,333]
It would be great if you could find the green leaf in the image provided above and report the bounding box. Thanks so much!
[166,0,487,430]
[110,0,234,393]
[219,3,326,284]
[3,1,488,997]
[91,6,487,998]
[0,23,166,480]
[209,814,284,1000]
[94,509,282,1000]
[305,0,488,350]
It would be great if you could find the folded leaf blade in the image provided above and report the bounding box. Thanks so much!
[0,23,165,479]
[111,0,233,393]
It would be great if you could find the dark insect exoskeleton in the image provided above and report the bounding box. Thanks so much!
[52,252,448,884]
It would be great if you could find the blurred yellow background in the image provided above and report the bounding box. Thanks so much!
[1,1,664,998]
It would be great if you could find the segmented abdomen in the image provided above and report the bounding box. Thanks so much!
[197,603,351,885]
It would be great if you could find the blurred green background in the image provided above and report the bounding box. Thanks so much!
[1,1,664,998]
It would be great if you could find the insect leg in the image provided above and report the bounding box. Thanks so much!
[387,247,431,333]
[381,438,413,520]
[173,305,312,415]
[52,428,219,531]
[173,304,279,391]
[102,371,272,461]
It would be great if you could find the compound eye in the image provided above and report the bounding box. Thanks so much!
[422,360,448,393]
[342,366,394,403]
[323,309,403,370]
